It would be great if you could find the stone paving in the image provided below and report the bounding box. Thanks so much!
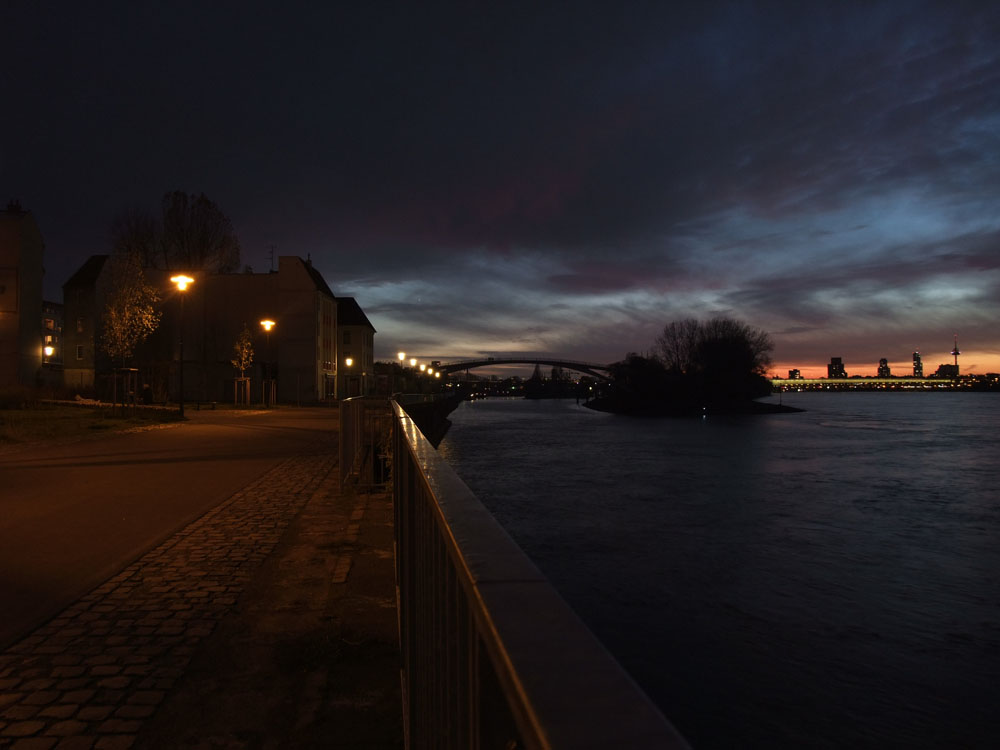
[0,444,335,750]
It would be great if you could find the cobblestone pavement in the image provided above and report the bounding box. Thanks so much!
[0,443,336,749]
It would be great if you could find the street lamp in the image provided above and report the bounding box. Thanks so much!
[260,319,276,406]
[345,357,353,367]
[409,358,417,367]
[398,351,406,362]
[419,363,426,372]
[170,275,195,417]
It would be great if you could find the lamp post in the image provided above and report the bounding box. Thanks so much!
[170,275,194,417]
[260,319,276,406]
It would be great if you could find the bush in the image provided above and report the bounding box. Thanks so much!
[0,385,37,409]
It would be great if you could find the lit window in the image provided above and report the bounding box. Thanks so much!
[76,317,84,333]
[76,345,84,360]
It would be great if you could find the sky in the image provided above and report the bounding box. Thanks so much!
[3,2,999,378]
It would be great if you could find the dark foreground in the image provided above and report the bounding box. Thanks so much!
[0,410,402,748]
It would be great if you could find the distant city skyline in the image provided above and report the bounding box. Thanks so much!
[3,4,998,376]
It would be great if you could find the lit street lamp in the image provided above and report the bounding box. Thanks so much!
[260,319,276,406]
[409,358,417,367]
[170,275,194,417]
[398,351,406,362]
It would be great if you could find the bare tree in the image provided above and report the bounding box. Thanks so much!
[655,317,773,379]
[110,207,159,269]
[100,250,162,367]
[161,191,240,272]
[695,317,773,378]
[655,318,701,374]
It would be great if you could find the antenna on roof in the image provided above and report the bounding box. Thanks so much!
[267,245,276,272]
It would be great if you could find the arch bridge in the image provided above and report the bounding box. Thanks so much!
[435,358,613,380]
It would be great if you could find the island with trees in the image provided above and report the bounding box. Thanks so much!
[588,317,801,416]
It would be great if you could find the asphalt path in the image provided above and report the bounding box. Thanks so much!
[0,407,337,649]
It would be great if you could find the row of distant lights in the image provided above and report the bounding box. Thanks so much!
[398,351,441,378]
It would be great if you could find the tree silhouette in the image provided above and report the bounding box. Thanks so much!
[160,191,240,273]
[656,317,772,381]
[599,318,775,413]
[110,191,241,273]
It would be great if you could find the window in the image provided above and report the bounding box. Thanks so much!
[343,331,351,345]
[44,318,55,330]
[76,345,84,360]
[76,317,84,333]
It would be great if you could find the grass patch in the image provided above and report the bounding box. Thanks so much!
[0,404,182,446]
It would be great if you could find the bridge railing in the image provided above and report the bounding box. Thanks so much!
[391,400,690,749]
[339,396,392,489]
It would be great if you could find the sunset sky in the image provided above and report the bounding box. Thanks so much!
[3,2,998,377]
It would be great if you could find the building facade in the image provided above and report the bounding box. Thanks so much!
[877,358,891,377]
[827,357,847,379]
[336,297,376,398]
[61,255,360,403]
[0,201,45,387]
[62,255,112,391]
[912,350,923,377]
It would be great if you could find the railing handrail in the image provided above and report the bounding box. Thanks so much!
[391,400,690,749]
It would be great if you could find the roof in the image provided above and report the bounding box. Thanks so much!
[301,259,335,297]
[337,297,375,332]
[63,255,109,289]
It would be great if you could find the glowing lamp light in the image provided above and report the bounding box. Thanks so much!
[260,319,276,332]
[43,345,54,357]
[170,274,194,291]
[345,357,353,367]
[409,358,417,367]
[435,372,441,378]
[398,351,406,361]
[419,364,426,372]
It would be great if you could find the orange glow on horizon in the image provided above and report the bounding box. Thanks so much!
[772,351,1000,379]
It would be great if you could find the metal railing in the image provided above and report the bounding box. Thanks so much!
[339,396,393,489]
[391,400,690,749]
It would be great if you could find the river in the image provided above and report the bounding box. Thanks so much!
[436,392,1000,748]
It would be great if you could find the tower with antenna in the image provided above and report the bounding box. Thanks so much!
[950,335,960,373]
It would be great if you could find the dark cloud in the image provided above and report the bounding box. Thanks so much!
[2,1,999,372]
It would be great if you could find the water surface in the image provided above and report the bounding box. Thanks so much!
[437,393,1000,748]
